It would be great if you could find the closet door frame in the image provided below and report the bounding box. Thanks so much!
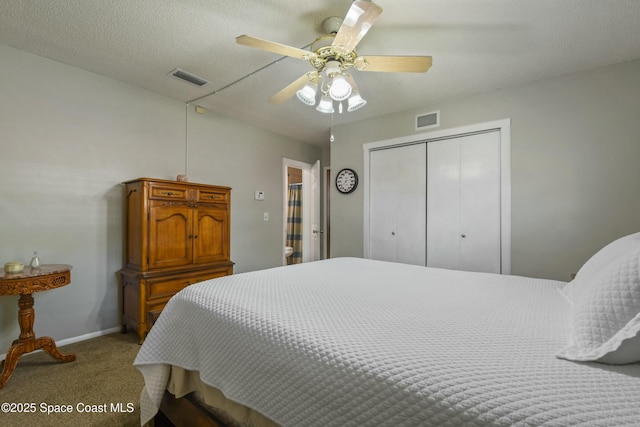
[362,118,511,274]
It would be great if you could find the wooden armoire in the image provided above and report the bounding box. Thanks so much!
[119,178,233,343]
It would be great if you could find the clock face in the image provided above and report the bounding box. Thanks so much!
[335,168,358,194]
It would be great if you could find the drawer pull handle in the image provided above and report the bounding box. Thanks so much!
[206,195,220,199]
[160,191,175,196]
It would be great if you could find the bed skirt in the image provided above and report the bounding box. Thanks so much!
[152,366,279,427]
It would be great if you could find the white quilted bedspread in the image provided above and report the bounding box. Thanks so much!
[134,258,640,426]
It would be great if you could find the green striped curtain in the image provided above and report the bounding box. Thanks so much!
[286,183,303,265]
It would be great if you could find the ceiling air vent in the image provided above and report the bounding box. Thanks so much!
[415,110,440,131]
[169,68,209,87]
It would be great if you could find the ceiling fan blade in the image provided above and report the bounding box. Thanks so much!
[268,72,316,104]
[236,35,310,60]
[332,0,383,52]
[357,55,433,73]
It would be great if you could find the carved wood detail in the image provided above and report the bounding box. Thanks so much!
[0,271,70,295]
[0,264,75,388]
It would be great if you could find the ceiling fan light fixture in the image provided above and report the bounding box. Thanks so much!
[325,60,341,76]
[296,81,317,106]
[343,72,365,111]
[329,74,352,101]
[316,95,335,114]
[347,92,367,112]
[236,1,431,116]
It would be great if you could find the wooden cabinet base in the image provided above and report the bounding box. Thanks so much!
[120,263,233,344]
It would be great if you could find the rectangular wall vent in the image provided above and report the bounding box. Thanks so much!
[415,110,440,131]
[169,68,209,87]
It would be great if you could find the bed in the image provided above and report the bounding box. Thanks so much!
[134,233,640,426]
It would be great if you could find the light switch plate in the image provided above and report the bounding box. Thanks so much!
[254,190,265,200]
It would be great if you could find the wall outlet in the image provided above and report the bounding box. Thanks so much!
[263,212,269,221]
[255,190,265,201]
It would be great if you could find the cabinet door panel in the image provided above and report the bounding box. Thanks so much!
[149,206,193,269]
[194,208,229,263]
[369,144,426,265]
[427,131,501,273]
[427,139,461,270]
[369,148,398,262]
[395,144,426,265]
[459,132,501,273]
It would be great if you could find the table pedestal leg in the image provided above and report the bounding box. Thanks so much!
[0,293,75,389]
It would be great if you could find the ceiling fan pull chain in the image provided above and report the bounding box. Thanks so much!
[330,112,335,142]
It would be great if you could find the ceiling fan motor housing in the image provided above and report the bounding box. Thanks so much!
[322,16,343,34]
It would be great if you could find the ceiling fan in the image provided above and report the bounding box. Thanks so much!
[236,0,432,114]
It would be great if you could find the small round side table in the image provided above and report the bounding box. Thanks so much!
[0,264,76,388]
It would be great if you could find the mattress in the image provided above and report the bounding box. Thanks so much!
[134,257,640,426]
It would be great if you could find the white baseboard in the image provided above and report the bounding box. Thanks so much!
[0,326,122,362]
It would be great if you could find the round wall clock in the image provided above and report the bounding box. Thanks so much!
[335,168,359,194]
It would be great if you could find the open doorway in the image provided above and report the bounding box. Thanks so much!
[282,158,321,266]
[285,166,303,265]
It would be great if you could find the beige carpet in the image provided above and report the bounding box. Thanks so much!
[0,332,144,427]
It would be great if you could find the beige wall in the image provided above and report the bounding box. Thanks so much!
[0,45,322,352]
[331,59,640,281]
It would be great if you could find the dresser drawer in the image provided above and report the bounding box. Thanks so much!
[192,269,231,284]
[146,268,232,300]
[147,276,192,300]
[149,183,188,201]
[198,188,229,205]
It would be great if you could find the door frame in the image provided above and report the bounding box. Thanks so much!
[282,158,321,266]
[362,118,511,274]
[323,166,331,259]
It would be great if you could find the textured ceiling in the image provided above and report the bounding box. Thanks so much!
[2,0,640,147]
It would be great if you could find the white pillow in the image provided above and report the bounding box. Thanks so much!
[561,232,640,303]
[557,246,640,364]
